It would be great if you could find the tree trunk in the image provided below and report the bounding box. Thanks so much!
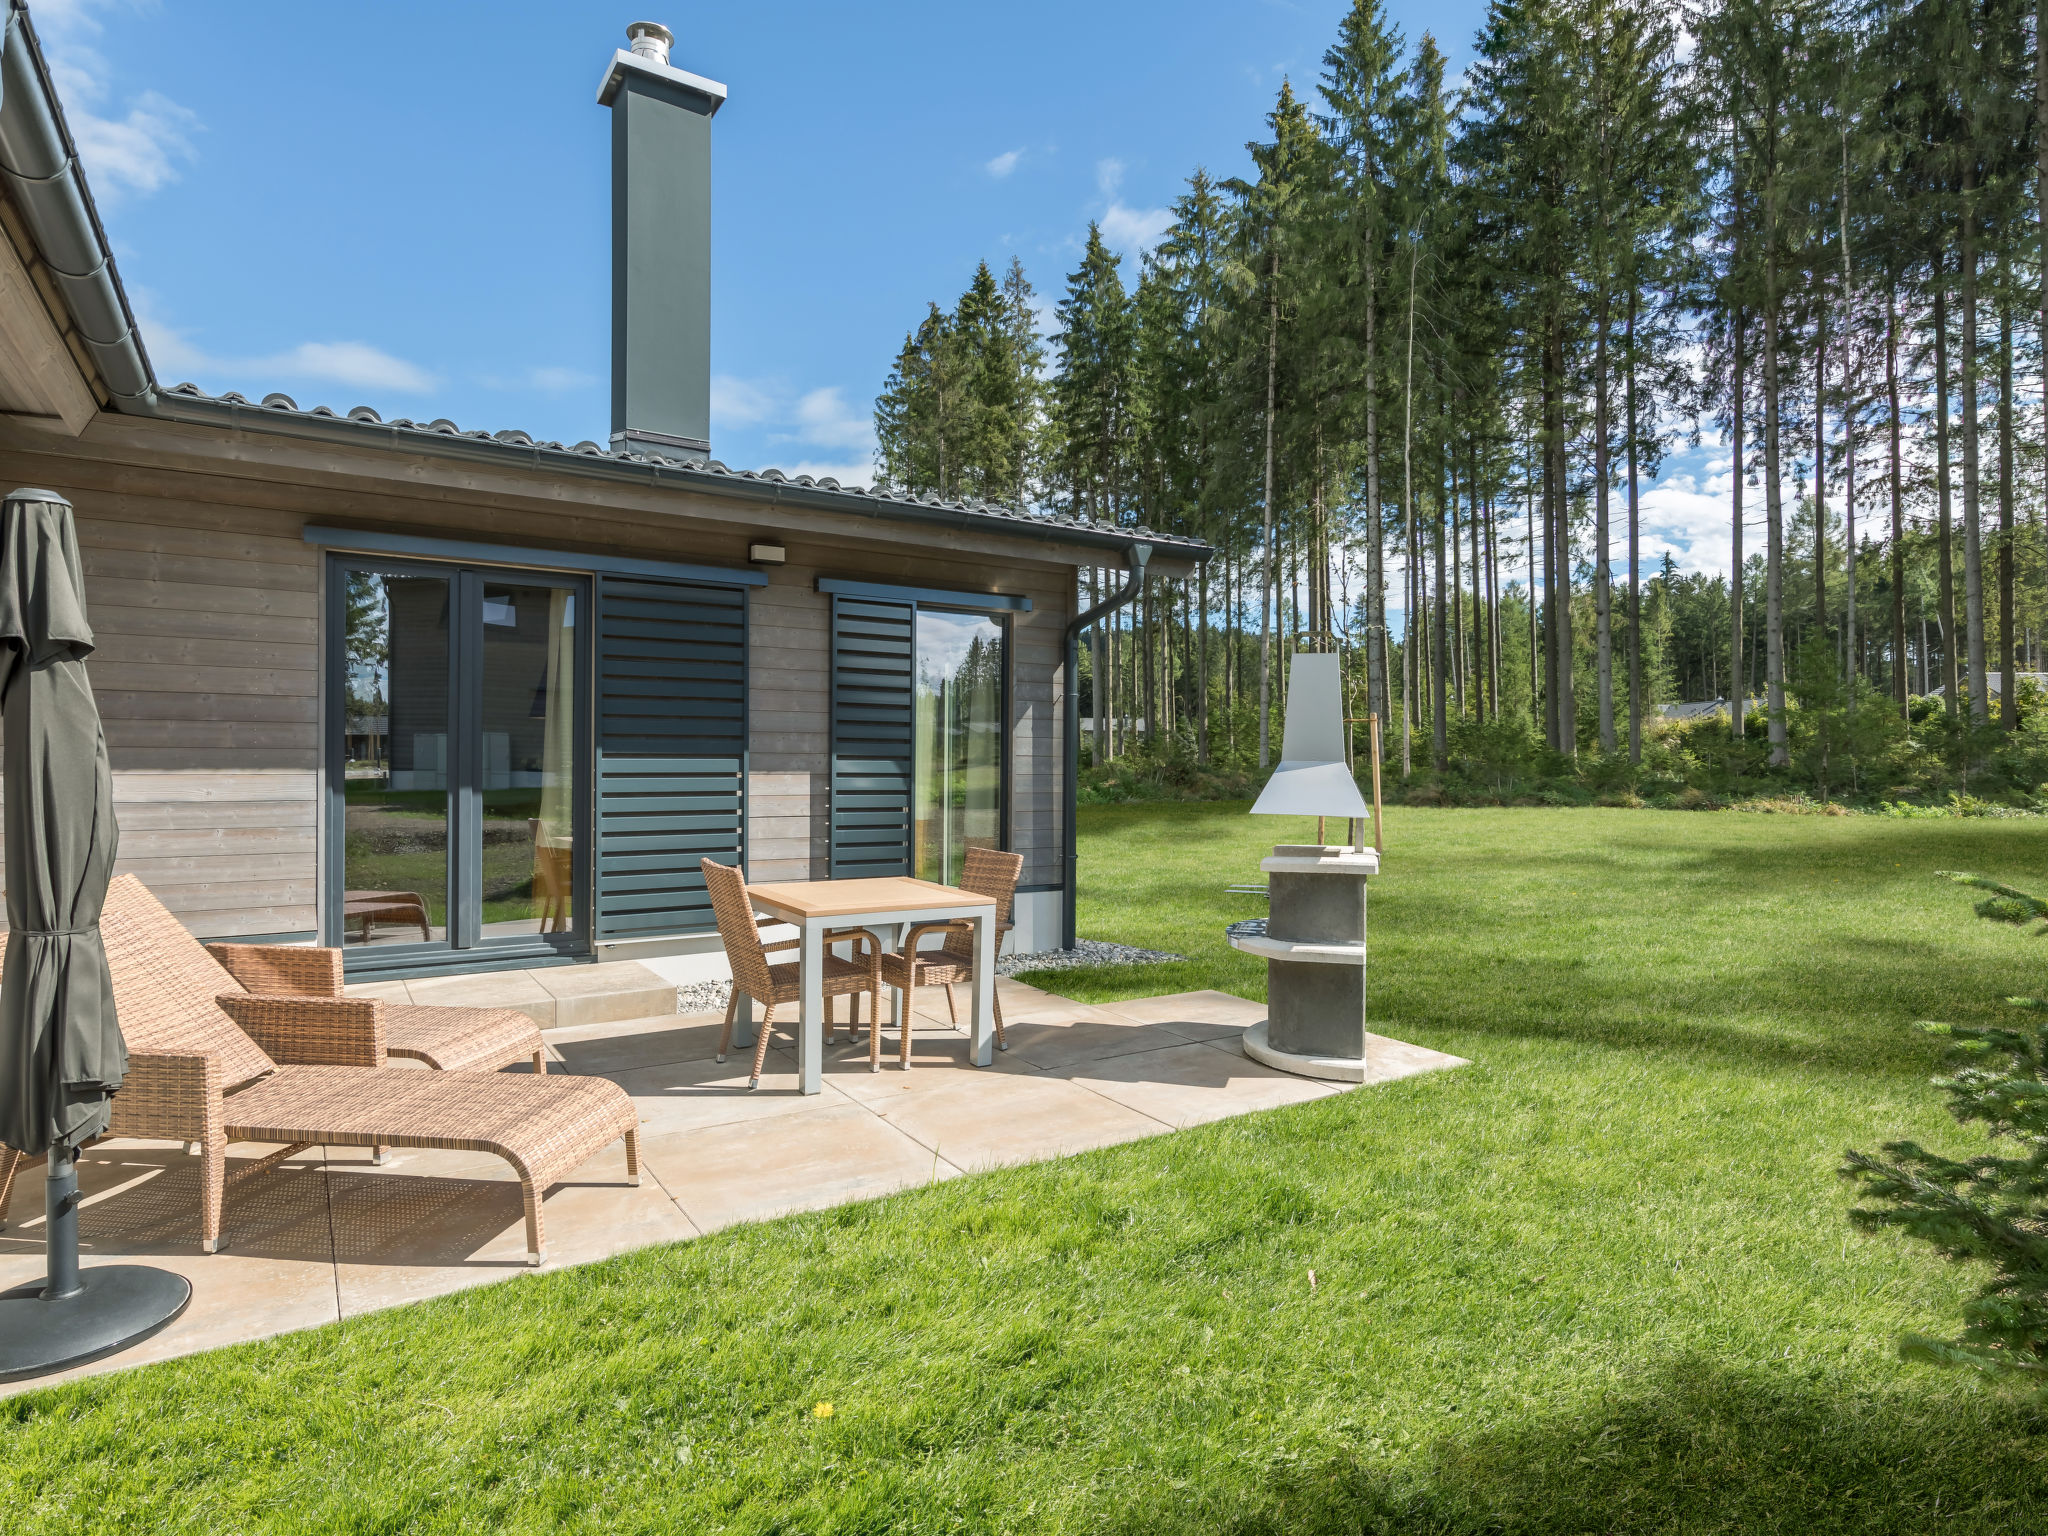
[1364,250,1386,726]
[1763,181,1788,766]
[1999,274,2016,731]
[1469,437,1488,721]
[1449,444,1466,719]
[1730,297,1747,739]
[1814,311,1828,643]
[1197,562,1210,761]
[1259,248,1279,767]
[1401,239,1420,776]
[1626,288,1642,758]
[1962,184,1987,724]
[1935,271,1959,714]
[1887,279,1907,717]
[1595,288,1614,752]
[1433,443,1449,771]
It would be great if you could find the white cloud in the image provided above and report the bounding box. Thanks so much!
[710,373,776,429]
[779,459,875,490]
[1101,200,1174,255]
[70,89,197,197]
[139,302,438,395]
[793,385,874,452]
[985,149,1022,179]
[33,2,198,202]
[478,364,596,394]
[1092,156,1171,256]
[711,375,879,479]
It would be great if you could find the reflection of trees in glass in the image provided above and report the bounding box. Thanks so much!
[345,570,390,713]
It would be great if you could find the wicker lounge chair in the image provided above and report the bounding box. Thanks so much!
[0,875,637,1264]
[878,847,1022,1069]
[701,858,884,1083]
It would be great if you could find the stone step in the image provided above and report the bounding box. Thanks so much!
[345,959,678,1032]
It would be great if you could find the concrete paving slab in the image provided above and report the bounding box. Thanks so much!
[642,1103,958,1234]
[401,969,558,1027]
[605,1053,858,1136]
[1106,990,1267,1040]
[532,961,677,1030]
[839,1061,1171,1171]
[1054,1040,1341,1129]
[551,1015,729,1075]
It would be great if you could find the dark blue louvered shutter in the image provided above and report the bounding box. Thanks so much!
[829,595,914,876]
[594,576,747,937]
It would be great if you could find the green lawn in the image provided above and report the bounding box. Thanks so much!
[7,805,2048,1532]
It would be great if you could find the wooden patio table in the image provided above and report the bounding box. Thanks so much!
[735,877,998,1094]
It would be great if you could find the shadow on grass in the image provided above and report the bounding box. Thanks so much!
[1131,1355,2048,1535]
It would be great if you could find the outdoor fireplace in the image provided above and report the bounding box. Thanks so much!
[1228,653,1380,1082]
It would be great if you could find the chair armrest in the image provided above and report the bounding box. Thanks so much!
[108,1048,225,1144]
[900,920,974,955]
[206,942,345,999]
[217,994,386,1069]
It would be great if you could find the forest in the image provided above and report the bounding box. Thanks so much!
[871,0,2048,808]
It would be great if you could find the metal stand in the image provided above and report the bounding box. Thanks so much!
[0,1146,190,1382]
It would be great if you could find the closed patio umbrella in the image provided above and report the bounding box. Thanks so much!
[0,489,186,1381]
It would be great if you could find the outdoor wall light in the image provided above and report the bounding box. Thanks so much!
[748,542,786,565]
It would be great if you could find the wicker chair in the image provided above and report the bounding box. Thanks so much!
[878,846,1022,1069]
[0,875,638,1264]
[201,933,547,1077]
[701,858,883,1084]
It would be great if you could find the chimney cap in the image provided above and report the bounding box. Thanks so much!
[597,23,728,110]
[625,21,673,65]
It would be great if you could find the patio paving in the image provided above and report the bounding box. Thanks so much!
[0,981,1465,1395]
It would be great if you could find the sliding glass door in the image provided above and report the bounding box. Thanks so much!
[912,609,1006,885]
[329,558,590,966]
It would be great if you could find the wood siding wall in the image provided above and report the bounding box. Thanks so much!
[0,421,1072,942]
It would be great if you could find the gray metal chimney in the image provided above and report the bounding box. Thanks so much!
[598,21,726,458]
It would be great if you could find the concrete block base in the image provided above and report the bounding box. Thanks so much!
[1242,1018,1472,1086]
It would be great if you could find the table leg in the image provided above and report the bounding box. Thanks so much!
[799,918,825,1095]
[889,920,909,1033]
[969,911,995,1067]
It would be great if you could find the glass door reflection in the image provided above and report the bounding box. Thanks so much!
[913,609,1004,886]
[342,569,453,948]
[478,581,578,939]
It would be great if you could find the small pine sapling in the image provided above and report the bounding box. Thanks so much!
[1840,872,2048,1393]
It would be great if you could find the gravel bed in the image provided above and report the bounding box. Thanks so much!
[998,939,1184,975]
[672,938,1182,1014]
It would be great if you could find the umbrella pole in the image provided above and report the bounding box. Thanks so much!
[42,1146,82,1300]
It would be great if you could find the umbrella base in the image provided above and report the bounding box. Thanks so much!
[0,1265,191,1382]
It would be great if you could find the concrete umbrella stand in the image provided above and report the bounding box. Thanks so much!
[1229,653,1381,1082]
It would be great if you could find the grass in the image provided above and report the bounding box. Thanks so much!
[8,805,2048,1532]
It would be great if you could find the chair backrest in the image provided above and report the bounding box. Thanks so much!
[97,874,277,1088]
[943,846,1024,961]
[700,859,775,1000]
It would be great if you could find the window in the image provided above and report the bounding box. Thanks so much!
[830,594,1008,880]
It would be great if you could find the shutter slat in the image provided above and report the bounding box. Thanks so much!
[830,595,913,878]
[595,575,746,937]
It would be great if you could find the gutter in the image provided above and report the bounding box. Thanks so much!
[1061,541,1150,949]
[0,2,152,402]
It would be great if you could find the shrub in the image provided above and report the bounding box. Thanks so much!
[1841,873,2048,1396]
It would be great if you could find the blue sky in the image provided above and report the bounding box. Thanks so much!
[36,0,1741,584]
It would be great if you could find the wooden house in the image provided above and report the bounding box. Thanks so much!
[0,11,1203,978]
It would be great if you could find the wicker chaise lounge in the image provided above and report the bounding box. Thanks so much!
[0,876,638,1265]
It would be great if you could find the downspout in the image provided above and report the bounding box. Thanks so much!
[1062,542,1150,949]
